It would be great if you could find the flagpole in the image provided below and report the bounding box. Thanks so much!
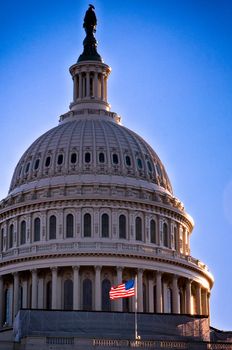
[135,274,138,340]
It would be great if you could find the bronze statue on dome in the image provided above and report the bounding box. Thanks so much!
[83,4,97,34]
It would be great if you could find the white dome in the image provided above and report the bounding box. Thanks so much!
[9,113,172,196]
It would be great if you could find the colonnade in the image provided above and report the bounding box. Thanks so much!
[73,71,107,102]
[0,266,210,327]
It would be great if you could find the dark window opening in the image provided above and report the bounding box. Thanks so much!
[20,221,26,245]
[99,152,105,163]
[57,154,63,165]
[137,158,143,169]
[49,215,56,239]
[34,159,40,170]
[147,161,152,172]
[64,279,73,310]
[163,222,168,247]
[25,162,30,173]
[112,154,119,164]
[119,215,126,239]
[71,153,77,164]
[150,220,156,244]
[102,279,111,311]
[136,217,142,241]
[125,155,131,166]
[34,218,40,242]
[9,224,14,248]
[85,152,91,163]
[101,214,109,238]
[84,213,91,237]
[66,214,74,238]
[45,156,51,167]
[83,278,92,310]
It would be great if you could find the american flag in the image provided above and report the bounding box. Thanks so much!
[109,279,135,300]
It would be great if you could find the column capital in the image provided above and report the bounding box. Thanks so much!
[50,266,58,273]
[13,271,19,278]
[116,266,123,272]
[30,269,37,275]
[137,268,144,275]
[72,265,80,271]
[94,265,102,272]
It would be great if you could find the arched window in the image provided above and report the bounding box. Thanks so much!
[101,214,109,238]
[163,222,168,247]
[34,218,40,242]
[66,214,74,238]
[102,279,111,311]
[64,279,73,310]
[84,214,91,237]
[49,216,56,239]
[46,281,52,310]
[83,278,92,310]
[9,224,14,248]
[20,221,26,245]
[150,220,156,244]
[19,286,23,310]
[57,154,63,165]
[135,217,142,241]
[85,152,91,163]
[119,215,126,239]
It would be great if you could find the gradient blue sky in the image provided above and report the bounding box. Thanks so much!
[0,0,232,330]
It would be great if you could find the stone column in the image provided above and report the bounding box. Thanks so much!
[137,269,143,312]
[116,267,123,312]
[148,277,154,313]
[13,272,19,317]
[38,275,44,309]
[94,72,98,98]
[202,288,209,316]
[156,271,162,313]
[86,72,90,98]
[22,279,28,309]
[172,275,180,314]
[79,73,82,99]
[196,283,202,315]
[104,76,107,101]
[73,266,80,310]
[0,276,3,327]
[31,269,38,309]
[73,75,78,101]
[186,279,192,314]
[95,266,101,311]
[101,74,104,100]
[51,267,58,310]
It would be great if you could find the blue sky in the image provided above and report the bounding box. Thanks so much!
[0,0,232,330]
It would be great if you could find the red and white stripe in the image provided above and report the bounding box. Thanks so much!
[109,283,135,300]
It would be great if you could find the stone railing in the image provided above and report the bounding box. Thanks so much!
[0,241,211,275]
